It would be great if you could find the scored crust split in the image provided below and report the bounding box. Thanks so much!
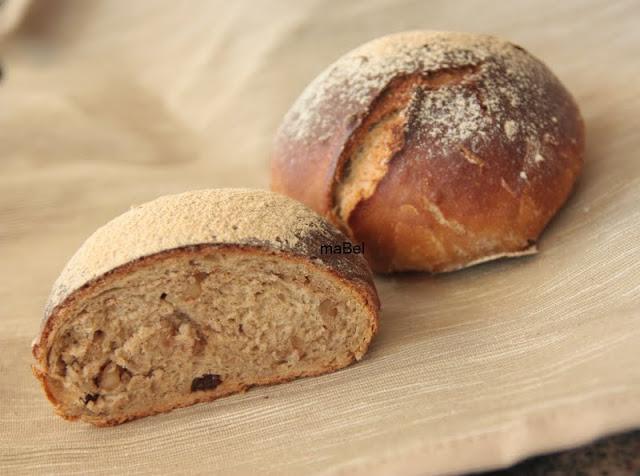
[272,31,585,273]
[31,189,380,426]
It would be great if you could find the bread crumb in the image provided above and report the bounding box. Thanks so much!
[534,153,545,163]
[519,171,528,180]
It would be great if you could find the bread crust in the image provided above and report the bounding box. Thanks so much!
[32,189,379,426]
[272,31,585,272]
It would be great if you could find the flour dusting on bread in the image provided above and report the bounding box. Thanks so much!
[280,31,564,152]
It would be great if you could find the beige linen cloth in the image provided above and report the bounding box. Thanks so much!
[1,1,639,475]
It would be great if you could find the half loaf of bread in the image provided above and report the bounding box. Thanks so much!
[32,189,379,426]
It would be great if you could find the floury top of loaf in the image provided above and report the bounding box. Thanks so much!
[35,188,376,330]
[278,31,565,147]
[32,189,379,426]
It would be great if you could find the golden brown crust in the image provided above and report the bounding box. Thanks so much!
[32,189,379,426]
[271,31,585,272]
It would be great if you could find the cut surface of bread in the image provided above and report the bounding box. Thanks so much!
[32,189,379,426]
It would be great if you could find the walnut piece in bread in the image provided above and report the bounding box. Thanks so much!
[272,31,584,272]
[32,189,379,426]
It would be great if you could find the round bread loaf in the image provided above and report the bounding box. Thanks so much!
[272,31,585,272]
[32,189,379,426]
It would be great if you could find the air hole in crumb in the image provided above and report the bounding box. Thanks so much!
[82,393,100,404]
[118,366,132,384]
[93,361,111,387]
[190,374,222,392]
[194,272,209,283]
[232,225,238,230]
[238,324,244,335]
[160,292,167,300]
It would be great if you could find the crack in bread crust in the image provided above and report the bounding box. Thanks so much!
[331,65,481,235]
